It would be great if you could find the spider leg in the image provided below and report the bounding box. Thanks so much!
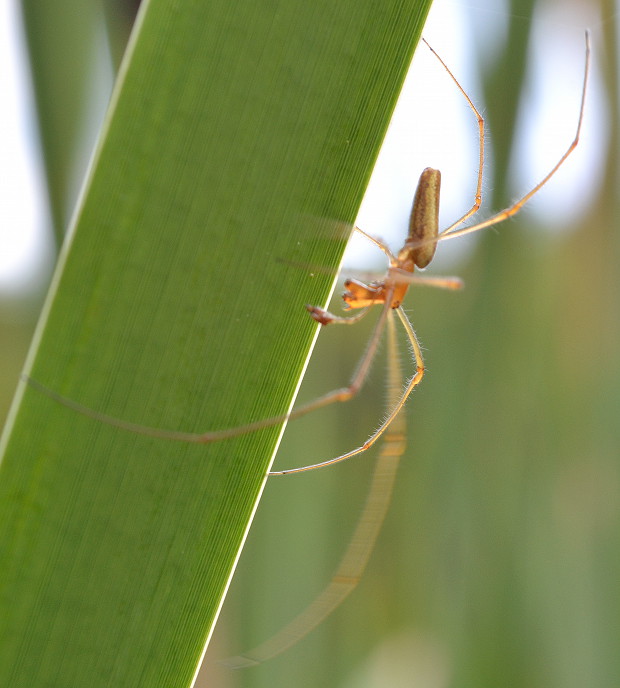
[391,268,464,291]
[306,304,371,326]
[23,292,395,448]
[353,226,396,262]
[422,38,484,234]
[270,305,423,474]
[433,30,590,247]
[222,311,406,667]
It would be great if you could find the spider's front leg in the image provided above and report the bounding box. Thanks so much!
[306,304,339,325]
[306,276,386,326]
[306,303,370,326]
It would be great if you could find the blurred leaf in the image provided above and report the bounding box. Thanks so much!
[19,0,102,245]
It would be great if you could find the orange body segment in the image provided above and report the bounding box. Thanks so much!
[342,167,442,311]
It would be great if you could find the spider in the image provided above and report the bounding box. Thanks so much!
[217,32,590,667]
[26,33,590,478]
[25,33,591,668]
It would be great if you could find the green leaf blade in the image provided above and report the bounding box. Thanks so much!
[0,0,433,685]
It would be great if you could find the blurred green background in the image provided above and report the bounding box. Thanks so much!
[2,1,618,687]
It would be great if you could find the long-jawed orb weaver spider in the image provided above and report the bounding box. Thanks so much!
[218,32,590,667]
[26,33,590,477]
[25,32,590,667]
